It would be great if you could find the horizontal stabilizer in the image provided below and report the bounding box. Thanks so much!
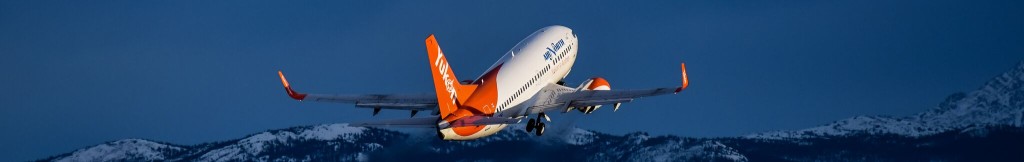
[439,116,522,128]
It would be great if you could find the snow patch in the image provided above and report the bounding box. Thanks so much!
[565,128,597,145]
[197,123,366,161]
[53,139,182,162]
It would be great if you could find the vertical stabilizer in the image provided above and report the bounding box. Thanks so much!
[425,35,477,118]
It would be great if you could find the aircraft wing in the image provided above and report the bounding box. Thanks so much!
[278,71,438,112]
[299,93,436,110]
[561,87,679,107]
[528,63,689,114]
[527,86,681,114]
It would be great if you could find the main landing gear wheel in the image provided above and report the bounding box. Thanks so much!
[535,122,546,136]
[532,112,548,136]
[526,119,536,132]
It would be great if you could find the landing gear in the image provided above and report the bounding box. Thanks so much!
[526,119,536,132]
[524,113,548,136]
[535,122,545,136]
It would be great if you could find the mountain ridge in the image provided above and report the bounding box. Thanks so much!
[40,123,1024,161]
[746,61,1024,139]
[41,124,752,161]
[40,62,1024,161]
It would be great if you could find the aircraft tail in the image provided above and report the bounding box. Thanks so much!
[425,35,477,118]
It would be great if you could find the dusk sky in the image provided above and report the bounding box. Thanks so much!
[2,0,1022,161]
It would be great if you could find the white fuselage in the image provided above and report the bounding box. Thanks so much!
[491,26,579,117]
[438,25,579,140]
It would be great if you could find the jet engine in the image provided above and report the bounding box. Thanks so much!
[578,77,611,114]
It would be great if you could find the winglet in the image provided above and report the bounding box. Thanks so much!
[278,71,308,101]
[675,63,689,94]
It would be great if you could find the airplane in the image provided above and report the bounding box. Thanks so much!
[277,25,689,140]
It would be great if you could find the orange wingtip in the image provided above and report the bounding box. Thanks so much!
[278,71,307,100]
[278,71,290,87]
[676,63,689,93]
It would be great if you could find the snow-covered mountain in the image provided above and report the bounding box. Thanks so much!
[40,124,747,161]
[747,62,1024,139]
[40,123,1024,161]
[43,124,406,162]
[39,62,1024,161]
[50,139,185,162]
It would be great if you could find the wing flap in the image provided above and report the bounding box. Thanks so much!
[568,87,679,102]
[569,98,634,107]
[528,62,689,113]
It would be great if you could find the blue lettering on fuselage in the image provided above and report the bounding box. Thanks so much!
[544,39,564,60]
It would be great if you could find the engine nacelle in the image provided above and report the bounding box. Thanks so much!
[585,77,611,91]
[577,77,611,114]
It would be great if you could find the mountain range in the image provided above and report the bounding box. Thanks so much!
[39,62,1024,161]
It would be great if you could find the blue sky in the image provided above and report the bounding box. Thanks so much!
[1,0,1022,161]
